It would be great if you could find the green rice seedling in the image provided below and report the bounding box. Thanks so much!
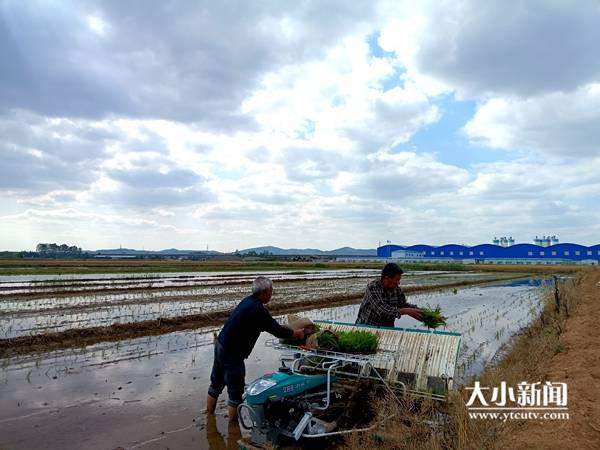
[420,305,447,329]
[283,329,378,354]
[336,330,379,354]
[316,330,339,350]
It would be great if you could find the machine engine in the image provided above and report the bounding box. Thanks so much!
[238,368,339,446]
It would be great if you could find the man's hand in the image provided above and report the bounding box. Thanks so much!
[293,329,305,340]
[399,308,424,321]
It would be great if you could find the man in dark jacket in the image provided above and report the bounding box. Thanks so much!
[206,276,304,421]
[355,263,424,327]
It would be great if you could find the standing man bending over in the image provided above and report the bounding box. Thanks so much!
[355,263,424,327]
[207,276,304,421]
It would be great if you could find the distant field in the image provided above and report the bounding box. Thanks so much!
[0,259,375,275]
[0,258,455,275]
[0,268,526,354]
[0,258,584,275]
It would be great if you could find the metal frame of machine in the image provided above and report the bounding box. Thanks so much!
[311,320,463,397]
[237,320,462,446]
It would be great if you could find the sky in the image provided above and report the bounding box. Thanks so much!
[1,0,599,252]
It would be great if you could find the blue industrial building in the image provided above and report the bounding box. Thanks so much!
[377,242,600,264]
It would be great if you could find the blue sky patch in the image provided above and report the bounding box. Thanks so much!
[367,32,395,59]
[403,95,508,167]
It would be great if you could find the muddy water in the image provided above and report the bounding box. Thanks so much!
[0,269,382,290]
[0,271,511,338]
[0,328,226,449]
[0,278,546,449]
[396,278,548,381]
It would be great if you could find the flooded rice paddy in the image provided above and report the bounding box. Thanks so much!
[0,270,507,338]
[0,274,548,450]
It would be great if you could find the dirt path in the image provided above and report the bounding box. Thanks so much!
[498,270,600,449]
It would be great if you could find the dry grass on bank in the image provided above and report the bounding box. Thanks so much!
[341,269,596,450]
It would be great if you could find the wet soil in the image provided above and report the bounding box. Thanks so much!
[1,271,512,336]
[0,278,547,450]
[0,276,525,357]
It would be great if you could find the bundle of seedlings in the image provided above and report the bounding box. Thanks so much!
[419,305,447,329]
[281,315,379,353]
[311,329,338,350]
[336,330,379,354]
[314,329,379,354]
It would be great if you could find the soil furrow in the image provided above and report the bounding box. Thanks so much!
[0,276,525,357]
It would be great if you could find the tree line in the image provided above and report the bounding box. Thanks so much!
[17,243,87,258]
[36,243,82,254]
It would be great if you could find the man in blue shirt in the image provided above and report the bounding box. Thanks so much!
[206,276,305,421]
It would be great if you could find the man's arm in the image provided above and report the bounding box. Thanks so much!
[260,308,303,340]
[397,289,418,309]
[397,289,423,320]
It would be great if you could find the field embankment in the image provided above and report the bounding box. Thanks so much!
[0,259,386,275]
[0,258,586,276]
[343,268,600,450]
[494,269,600,449]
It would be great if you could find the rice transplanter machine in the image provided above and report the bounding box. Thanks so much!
[237,320,462,446]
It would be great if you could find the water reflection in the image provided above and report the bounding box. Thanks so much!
[1,270,511,338]
[0,277,546,449]
[205,415,241,450]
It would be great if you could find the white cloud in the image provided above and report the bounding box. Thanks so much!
[1,1,600,251]
[0,1,378,125]
[379,0,600,99]
[378,15,451,97]
[86,15,109,36]
[333,151,470,200]
[464,84,600,157]
[242,35,439,157]
[0,208,176,231]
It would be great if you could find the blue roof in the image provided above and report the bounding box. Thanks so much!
[377,242,600,261]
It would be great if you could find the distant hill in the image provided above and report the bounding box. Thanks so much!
[88,246,376,257]
[92,248,221,255]
[238,246,377,256]
[156,248,220,254]
[92,248,143,255]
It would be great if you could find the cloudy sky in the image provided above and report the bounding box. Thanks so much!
[1,0,599,252]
